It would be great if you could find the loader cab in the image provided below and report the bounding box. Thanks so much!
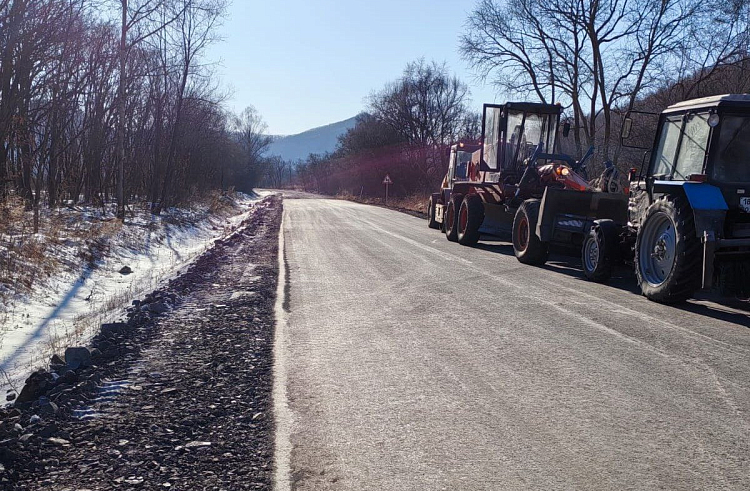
[447,143,481,185]
[480,102,562,180]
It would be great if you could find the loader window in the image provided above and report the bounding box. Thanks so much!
[455,150,472,180]
[714,115,750,182]
[523,113,557,155]
[504,111,524,170]
[674,112,709,180]
[652,117,681,177]
[504,111,558,170]
[483,107,501,170]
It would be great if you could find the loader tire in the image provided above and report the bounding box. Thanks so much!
[444,193,463,242]
[512,199,548,265]
[582,221,618,283]
[427,196,440,229]
[635,195,701,303]
[457,194,484,246]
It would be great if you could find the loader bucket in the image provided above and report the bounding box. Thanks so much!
[537,188,628,242]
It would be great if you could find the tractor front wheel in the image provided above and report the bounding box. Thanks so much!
[582,222,617,283]
[457,194,484,246]
[512,199,548,265]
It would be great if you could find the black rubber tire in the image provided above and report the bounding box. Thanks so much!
[581,223,616,283]
[427,196,439,229]
[444,193,463,242]
[634,195,701,303]
[512,199,548,265]
[457,194,484,246]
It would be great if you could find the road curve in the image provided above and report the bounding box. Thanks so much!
[277,196,750,491]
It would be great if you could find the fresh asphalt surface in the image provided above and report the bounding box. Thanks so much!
[277,194,750,490]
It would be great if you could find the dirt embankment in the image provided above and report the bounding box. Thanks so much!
[0,196,282,490]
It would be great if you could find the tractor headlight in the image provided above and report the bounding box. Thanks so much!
[708,113,720,127]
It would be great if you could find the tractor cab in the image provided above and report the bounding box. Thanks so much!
[480,102,562,182]
[626,95,750,229]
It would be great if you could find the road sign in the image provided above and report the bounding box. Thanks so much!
[383,174,392,204]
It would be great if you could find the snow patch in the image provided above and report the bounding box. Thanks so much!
[0,191,272,394]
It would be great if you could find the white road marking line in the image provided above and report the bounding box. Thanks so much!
[273,208,292,491]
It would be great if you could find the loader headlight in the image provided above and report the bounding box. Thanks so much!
[708,113,720,127]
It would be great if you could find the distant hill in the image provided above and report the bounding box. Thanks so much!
[264,115,359,162]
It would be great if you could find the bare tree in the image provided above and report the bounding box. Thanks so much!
[233,105,272,190]
[369,59,470,146]
[461,0,749,162]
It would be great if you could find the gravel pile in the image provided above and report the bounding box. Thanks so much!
[0,196,282,490]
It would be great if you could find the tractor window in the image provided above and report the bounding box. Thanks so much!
[483,107,501,170]
[674,113,709,180]
[714,115,750,182]
[652,117,681,177]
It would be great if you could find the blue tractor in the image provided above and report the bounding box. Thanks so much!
[580,94,750,302]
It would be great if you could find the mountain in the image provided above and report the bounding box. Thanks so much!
[264,115,359,162]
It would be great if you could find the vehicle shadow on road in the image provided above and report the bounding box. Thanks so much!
[473,238,516,257]
[545,257,750,325]
[542,255,642,294]
[476,237,750,325]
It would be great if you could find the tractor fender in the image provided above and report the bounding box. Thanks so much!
[652,181,727,237]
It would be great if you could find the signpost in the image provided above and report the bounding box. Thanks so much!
[382,174,393,205]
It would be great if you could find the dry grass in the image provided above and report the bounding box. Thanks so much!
[336,191,430,216]
[0,197,54,295]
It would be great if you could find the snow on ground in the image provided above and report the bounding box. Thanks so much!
[0,191,272,394]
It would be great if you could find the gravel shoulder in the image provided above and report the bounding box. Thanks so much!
[0,196,282,490]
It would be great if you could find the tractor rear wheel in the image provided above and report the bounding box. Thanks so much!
[634,195,701,303]
[427,196,439,229]
[582,222,617,283]
[512,199,548,265]
[457,194,484,246]
[444,193,463,242]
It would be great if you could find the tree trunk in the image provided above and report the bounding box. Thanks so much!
[116,0,127,219]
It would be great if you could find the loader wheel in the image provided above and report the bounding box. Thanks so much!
[444,193,463,242]
[634,195,701,303]
[427,196,440,229]
[512,199,548,265]
[582,222,617,283]
[457,194,484,246]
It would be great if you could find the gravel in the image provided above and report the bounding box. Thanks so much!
[0,195,282,490]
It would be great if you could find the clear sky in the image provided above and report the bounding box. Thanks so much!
[207,0,502,135]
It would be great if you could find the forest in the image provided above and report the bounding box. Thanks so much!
[0,0,272,226]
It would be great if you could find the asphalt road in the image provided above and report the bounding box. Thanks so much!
[276,195,750,491]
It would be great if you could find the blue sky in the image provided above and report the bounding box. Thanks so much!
[207,0,502,135]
